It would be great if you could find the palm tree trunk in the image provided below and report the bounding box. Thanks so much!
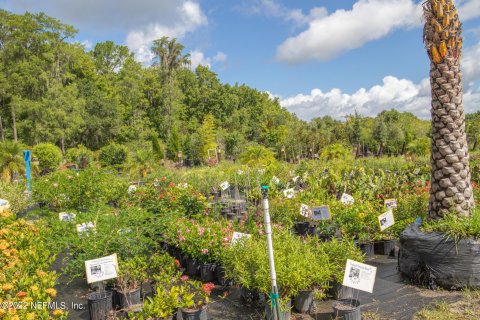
[424,0,474,218]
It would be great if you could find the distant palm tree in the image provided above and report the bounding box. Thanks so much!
[423,0,474,218]
[151,36,191,84]
[0,140,25,182]
[127,149,155,182]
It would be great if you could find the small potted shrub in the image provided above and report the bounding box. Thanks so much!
[137,285,181,320]
[115,256,148,309]
[178,280,214,320]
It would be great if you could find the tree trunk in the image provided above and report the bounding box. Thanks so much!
[60,136,65,155]
[11,104,17,142]
[0,115,4,141]
[424,0,474,218]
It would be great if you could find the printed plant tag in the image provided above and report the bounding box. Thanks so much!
[220,181,230,191]
[342,259,377,293]
[59,212,76,222]
[378,210,395,231]
[384,199,397,209]
[85,254,118,283]
[231,232,251,245]
[300,204,312,218]
[283,188,295,199]
[340,193,354,205]
[312,206,331,220]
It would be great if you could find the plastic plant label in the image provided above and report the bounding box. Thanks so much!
[127,185,137,194]
[179,182,188,189]
[85,253,118,284]
[312,206,331,221]
[413,168,420,175]
[77,222,95,234]
[378,210,395,231]
[0,199,9,213]
[384,199,397,209]
[231,232,251,245]
[258,168,266,175]
[293,176,300,183]
[342,259,377,293]
[237,170,244,175]
[59,212,76,222]
[300,204,312,218]
[220,181,230,191]
[340,193,354,205]
[271,176,280,184]
[283,188,295,199]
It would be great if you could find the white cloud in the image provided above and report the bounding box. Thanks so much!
[237,0,327,26]
[276,0,421,64]
[457,0,480,21]
[80,40,93,51]
[280,41,480,120]
[190,51,211,68]
[190,51,228,69]
[125,1,207,63]
[275,0,479,64]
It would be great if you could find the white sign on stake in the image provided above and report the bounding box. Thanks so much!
[312,206,331,221]
[300,204,312,218]
[340,193,354,205]
[342,259,377,293]
[231,232,251,245]
[271,176,280,185]
[220,181,230,191]
[283,188,295,199]
[127,185,137,194]
[413,168,420,175]
[59,212,76,222]
[293,176,300,183]
[384,199,397,209]
[378,210,395,231]
[77,222,95,234]
[85,253,119,283]
[237,170,244,175]
[0,199,10,213]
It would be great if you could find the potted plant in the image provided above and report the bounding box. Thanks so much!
[178,280,214,320]
[332,299,361,320]
[136,285,181,320]
[115,256,148,309]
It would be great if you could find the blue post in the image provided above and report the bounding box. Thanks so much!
[23,150,31,193]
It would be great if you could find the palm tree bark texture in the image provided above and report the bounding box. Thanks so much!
[423,0,474,218]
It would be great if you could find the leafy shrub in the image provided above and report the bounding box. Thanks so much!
[65,144,94,167]
[240,144,277,169]
[33,143,63,173]
[320,143,353,161]
[0,182,32,214]
[99,143,128,167]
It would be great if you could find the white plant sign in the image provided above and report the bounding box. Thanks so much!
[292,176,300,183]
[271,176,280,185]
[0,199,9,213]
[312,206,331,221]
[300,204,312,218]
[77,222,95,234]
[283,188,295,199]
[384,199,397,209]
[231,232,251,245]
[220,181,230,191]
[342,259,377,293]
[378,210,395,231]
[85,253,119,283]
[59,212,76,222]
[179,182,188,189]
[127,185,137,194]
[413,168,420,175]
[340,193,355,205]
[237,170,244,175]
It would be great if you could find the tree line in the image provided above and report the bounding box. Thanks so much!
[1,10,479,165]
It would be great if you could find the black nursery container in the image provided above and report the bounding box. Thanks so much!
[87,291,113,320]
[200,263,216,282]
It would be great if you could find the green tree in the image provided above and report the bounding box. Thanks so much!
[92,40,131,74]
[33,143,63,173]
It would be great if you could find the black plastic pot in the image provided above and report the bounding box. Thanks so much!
[329,282,354,300]
[374,240,397,256]
[264,299,291,320]
[294,290,315,313]
[307,224,318,236]
[295,222,310,236]
[180,306,208,320]
[332,299,361,320]
[87,291,113,320]
[357,242,374,258]
[200,263,216,283]
[186,258,200,276]
[240,286,265,306]
[114,287,141,309]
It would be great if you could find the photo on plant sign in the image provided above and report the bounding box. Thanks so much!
[340,193,354,205]
[90,264,103,277]
[385,199,397,209]
[312,206,331,221]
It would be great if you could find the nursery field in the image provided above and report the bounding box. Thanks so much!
[1,154,480,320]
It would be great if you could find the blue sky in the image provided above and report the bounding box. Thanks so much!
[1,0,480,120]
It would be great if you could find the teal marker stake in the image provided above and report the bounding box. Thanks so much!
[23,150,32,194]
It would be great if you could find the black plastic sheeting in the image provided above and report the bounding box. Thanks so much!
[398,224,480,289]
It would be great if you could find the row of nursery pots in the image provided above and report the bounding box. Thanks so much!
[86,286,208,320]
[294,221,397,258]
